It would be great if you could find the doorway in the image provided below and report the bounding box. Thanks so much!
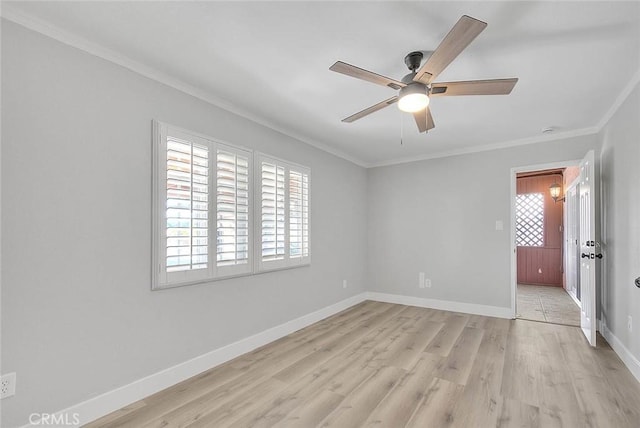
[510,161,581,327]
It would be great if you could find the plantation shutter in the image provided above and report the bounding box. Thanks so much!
[261,161,286,262]
[257,154,310,271]
[153,122,309,289]
[216,146,251,274]
[289,169,309,258]
[154,122,254,288]
[165,137,210,273]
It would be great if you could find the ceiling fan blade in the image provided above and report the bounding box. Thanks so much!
[430,78,518,96]
[413,109,427,133]
[427,107,435,130]
[413,106,435,133]
[414,15,487,84]
[342,96,399,123]
[330,61,405,90]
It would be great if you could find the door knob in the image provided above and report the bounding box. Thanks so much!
[581,253,590,258]
[596,253,603,259]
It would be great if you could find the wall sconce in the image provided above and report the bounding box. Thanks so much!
[549,182,565,203]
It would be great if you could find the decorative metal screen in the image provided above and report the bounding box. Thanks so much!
[516,193,544,246]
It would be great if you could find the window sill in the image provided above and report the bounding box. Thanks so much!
[254,261,311,275]
[152,262,311,290]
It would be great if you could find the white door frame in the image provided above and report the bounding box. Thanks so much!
[510,159,581,318]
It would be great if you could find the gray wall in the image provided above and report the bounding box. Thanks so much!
[599,82,640,363]
[2,16,636,428]
[1,21,368,427]
[367,135,597,308]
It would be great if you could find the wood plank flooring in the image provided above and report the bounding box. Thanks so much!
[86,301,640,428]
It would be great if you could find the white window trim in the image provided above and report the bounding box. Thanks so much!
[152,121,254,290]
[152,122,311,290]
[255,153,311,273]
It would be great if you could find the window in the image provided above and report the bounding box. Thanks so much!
[165,135,210,275]
[288,169,310,259]
[152,122,310,289]
[257,154,310,271]
[516,193,544,246]
[260,161,285,262]
[153,122,252,289]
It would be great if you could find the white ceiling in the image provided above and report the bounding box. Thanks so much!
[5,1,640,166]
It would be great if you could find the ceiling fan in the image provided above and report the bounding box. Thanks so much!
[329,15,518,133]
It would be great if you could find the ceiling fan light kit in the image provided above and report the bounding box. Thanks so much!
[330,15,518,134]
[398,83,429,112]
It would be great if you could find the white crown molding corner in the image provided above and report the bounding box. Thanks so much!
[365,291,513,319]
[367,126,600,168]
[600,321,640,384]
[596,67,640,132]
[0,5,368,169]
[371,63,640,169]
[22,293,367,427]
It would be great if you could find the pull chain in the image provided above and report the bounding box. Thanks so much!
[400,112,404,145]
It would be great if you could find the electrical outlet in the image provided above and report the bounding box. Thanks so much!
[425,279,432,288]
[419,272,425,288]
[342,279,347,289]
[628,316,633,332]
[1,373,16,399]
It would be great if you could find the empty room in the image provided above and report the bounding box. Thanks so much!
[2,1,640,427]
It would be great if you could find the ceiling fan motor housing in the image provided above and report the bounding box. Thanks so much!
[399,82,429,96]
[400,52,430,113]
[404,51,424,71]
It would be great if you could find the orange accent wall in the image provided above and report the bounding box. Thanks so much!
[517,174,563,286]
[564,166,580,187]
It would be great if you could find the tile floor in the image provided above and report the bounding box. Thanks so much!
[517,284,580,326]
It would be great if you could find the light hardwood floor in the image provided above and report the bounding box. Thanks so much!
[86,301,640,428]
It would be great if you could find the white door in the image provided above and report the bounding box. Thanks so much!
[579,150,597,346]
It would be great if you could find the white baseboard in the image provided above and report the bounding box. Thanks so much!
[365,292,513,319]
[24,293,368,427]
[567,290,581,309]
[600,321,640,383]
[24,291,516,427]
[20,292,638,427]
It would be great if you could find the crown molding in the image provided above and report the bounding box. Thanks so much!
[596,67,640,131]
[367,65,640,168]
[366,126,599,168]
[2,4,638,170]
[0,5,368,168]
